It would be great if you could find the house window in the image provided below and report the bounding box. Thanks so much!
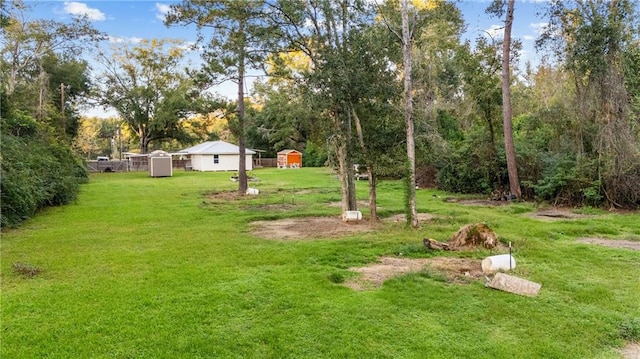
[213,155,219,164]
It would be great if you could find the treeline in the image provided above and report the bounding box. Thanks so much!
[244,0,640,209]
[2,0,639,227]
[0,1,97,227]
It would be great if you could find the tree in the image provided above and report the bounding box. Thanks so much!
[1,0,102,139]
[97,39,197,154]
[166,0,280,195]
[271,0,368,216]
[376,0,452,227]
[1,0,98,226]
[271,0,407,222]
[490,0,522,198]
[539,0,640,207]
[400,0,419,228]
[1,0,102,98]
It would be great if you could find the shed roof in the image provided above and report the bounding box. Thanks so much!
[277,149,302,155]
[179,141,256,155]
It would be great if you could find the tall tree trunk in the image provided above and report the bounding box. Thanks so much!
[141,136,150,155]
[345,108,357,211]
[401,0,419,228]
[501,0,521,198]
[237,21,248,195]
[333,109,350,214]
[352,107,377,223]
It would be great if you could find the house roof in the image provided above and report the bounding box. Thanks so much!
[179,141,256,155]
[277,149,302,155]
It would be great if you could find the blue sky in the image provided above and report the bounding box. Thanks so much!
[24,0,550,116]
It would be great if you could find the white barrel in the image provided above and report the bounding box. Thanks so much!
[482,254,516,273]
[246,188,259,195]
[342,210,362,222]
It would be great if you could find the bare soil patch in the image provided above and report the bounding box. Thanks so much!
[446,198,511,206]
[208,190,244,201]
[383,213,439,223]
[620,343,640,359]
[251,216,374,240]
[327,200,371,208]
[344,256,484,291]
[243,204,298,211]
[529,208,594,221]
[577,238,640,251]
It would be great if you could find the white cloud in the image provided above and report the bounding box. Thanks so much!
[484,24,504,39]
[63,2,105,21]
[523,35,535,41]
[529,22,549,35]
[177,41,197,52]
[155,3,171,21]
[108,36,143,44]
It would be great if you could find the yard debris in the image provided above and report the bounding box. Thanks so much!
[342,210,362,222]
[449,222,499,249]
[486,272,541,297]
[423,238,451,251]
[481,254,516,273]
[424,223,500,251]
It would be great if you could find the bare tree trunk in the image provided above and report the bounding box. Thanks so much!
[352,107,377,223]
[501,0,521,198]
[345,109,357,211]
[237,21,248,195]
[401,0,419,228]
[332,110,351,214]
[37,64,48,121]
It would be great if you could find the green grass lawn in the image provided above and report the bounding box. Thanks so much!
[2,168,639,358]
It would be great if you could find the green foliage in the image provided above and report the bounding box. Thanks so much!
[302,141,327,167]
[327,271,346,284]
[619,317,640,342]
[529,155,600,206]
[98,39,199,153]
[1,113,87,228]
[436,137,507,195]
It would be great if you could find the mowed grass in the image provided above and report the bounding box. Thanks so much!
[2,167,639,358]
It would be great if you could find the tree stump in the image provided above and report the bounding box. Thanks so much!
[448,223,499,249]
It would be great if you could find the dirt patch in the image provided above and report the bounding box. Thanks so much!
[383,213,439,223]
[447,198,512,206]
[344,256,483,290]
[529,208,594,221]
[620,343,640,359]
[577,238,640,251]
[251,216,374,240]
[243,204,298,211]
[327,200,371,208]
[208,190,244,201]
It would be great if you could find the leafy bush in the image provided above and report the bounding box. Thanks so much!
[302,141,328,167]
[1,114,88,228]
[531,154,601,206]
[436,139,507,194]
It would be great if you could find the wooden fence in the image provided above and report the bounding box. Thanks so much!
[85,159,192,172]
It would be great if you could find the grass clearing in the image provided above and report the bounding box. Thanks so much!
[2,168,639,358]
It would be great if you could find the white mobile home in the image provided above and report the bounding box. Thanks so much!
[179,141,255,172]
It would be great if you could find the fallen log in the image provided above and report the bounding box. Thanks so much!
[423,238,451,251]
